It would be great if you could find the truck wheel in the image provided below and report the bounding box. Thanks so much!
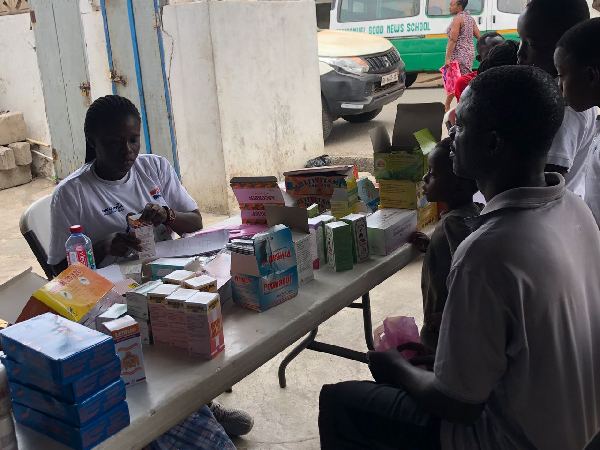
[342,108,383,123]
[405,73,418,88]
[322,99,334,141]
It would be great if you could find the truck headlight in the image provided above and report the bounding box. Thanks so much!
[319,56,369,75]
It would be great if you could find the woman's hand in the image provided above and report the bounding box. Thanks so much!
[409,231,431,253]
[444,58,451,67]
[139,203,168,227]
[95,232,142,259]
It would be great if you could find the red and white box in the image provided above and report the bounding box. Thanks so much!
[102,315,146,387]
[185,292,224,360]
[165,288,197,350]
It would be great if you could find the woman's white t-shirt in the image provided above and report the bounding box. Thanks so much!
[48,154,198,267]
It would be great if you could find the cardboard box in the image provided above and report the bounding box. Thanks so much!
[308,217,326,269]
[326,222,354,272]
[331,175,359,219]
[357,177,380,212]
[102,315,146,387]
[163,270,196,286]
[186,292,225,360]
[9,378,125,427]
[124,264,143,284]
[290,230,314,286]
[0,313,116,385]
[13,401,129,450]
[95,303,128,331]
[127,214,156,259]
[134,317,152,345]
[183,275,217,292]
[417,202,438,231]
[230,176,285,224]
[231,225,298,312]
[147,283,180,347]
[307,204,319,218]
[370,103,444,181]
[125,280,162,320]
[165,288,197,350]
[341,214,370,263]
[1,354,121,404]
[367,209,417,256]
[378,179,429,210]
[148,257,197,280]
[283,166,355,209]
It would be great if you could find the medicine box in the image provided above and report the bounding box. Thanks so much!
[330,176,359,219]
[308,217,326,269]
[95,303,128,331]
[366,209,417,256]
[230,176,285,225]
[341,214,370,263]
[13,400,130,450]
[183,275,217,292]
[0,354,121,404]
[356,177,380,213]
[326,222,354,272]
[378,179,429,210]
[134,317,152,345]
[163,270,196,286]
[417,202,438,231]
[148,257,197,280]
[307,204,319,218]
[231,225,299,312]
[0,313,116,385]
[102,315,146,387]
[283,166,355,210]
[165,288,197,350]
[147,283,180,347]
[186,292,225,360]
[291,230,314,286]
[127,214,156,259]
[9,378,126,427]
[125,280,162,320]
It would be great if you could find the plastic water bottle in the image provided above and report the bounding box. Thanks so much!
[65,225,96,270]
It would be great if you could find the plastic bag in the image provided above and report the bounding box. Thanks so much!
[440,61,461,95]
[373,316,420,360]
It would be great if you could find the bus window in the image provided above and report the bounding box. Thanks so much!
[339,0,419,22]
[497,0,527,14]
[426,0,483,15]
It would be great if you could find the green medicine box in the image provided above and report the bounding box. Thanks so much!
[326,222,354,272]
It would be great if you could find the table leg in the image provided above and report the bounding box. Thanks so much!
[278,328,318,388]
[361,293,375,351]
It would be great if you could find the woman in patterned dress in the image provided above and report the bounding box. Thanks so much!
[444,0,481,111]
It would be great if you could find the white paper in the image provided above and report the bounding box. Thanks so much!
[97,265,125,283]
[154,229,229,258]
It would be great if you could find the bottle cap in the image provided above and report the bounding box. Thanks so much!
[69,225,83,234]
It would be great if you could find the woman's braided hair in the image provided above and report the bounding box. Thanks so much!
[477,40,519,74]
[84,95,141,163]
[457,0,469,10]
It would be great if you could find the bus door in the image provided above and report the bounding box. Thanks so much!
[488,0,526,36]
[420,0,487,71]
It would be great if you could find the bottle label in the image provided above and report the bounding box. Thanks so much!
[86,247,97,270]
[67,243,90,268]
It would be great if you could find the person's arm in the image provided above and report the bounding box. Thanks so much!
[473,19,481,39]
[138,204,203,235]
[544,163,568,177]
[368,350,485,424]
[445,16,462,66]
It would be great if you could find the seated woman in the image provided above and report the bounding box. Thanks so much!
[48,95,203,274]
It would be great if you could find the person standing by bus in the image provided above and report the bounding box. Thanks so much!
[444,0,481,111]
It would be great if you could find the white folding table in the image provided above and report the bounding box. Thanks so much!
[12,225,431,450]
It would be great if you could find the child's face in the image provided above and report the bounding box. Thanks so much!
[422,147,456,203]
[554,47,598,113]
[517,8,560,76]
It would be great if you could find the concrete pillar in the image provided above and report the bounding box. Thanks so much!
[163,0,324,214]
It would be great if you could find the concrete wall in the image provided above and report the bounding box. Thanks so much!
[163,0,324,214]
[0,13,54,177]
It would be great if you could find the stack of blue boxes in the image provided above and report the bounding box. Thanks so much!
[0,313,130,450]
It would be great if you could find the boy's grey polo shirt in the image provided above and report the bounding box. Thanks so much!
[433,173,600,450]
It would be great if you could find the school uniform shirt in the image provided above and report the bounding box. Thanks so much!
[419,202,482,349]
[546,106,596,197]
[434,173,600,450]
[48,154,198,268]
[584,114,600,227]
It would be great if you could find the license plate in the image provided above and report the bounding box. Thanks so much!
[381,71,399,86]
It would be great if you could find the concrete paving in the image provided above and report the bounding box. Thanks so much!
[0,80,436,448]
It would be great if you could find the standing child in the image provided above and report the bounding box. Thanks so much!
[555,18,600,227]
[409,138,481,349]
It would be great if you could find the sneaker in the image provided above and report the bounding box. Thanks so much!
[209,402,254,436]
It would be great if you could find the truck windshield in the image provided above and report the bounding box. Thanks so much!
[426,0,483,15]
[339,0,420,22]
[497,0,527,14]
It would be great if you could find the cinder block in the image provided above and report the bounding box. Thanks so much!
[0,112,27,146]
[0,164,32,190]
[0,146,16,170]
[8,142,32,166]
